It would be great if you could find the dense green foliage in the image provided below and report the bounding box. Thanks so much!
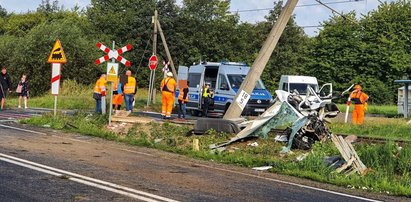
[0,0,410,104]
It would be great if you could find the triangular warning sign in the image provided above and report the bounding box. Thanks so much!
[48,39,67,63]
[109,66,116,74]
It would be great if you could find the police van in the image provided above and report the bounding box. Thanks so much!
[176,61,274,116]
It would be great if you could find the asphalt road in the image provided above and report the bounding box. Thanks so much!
[0,121,404,202]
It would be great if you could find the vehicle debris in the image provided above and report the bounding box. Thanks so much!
[211,86,338,152]
[331,134,368,175]
[247,142,259,147]
[252,166,273,171]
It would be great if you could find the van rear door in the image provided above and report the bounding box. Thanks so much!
[187,65,205,111]
[177,66,188,85]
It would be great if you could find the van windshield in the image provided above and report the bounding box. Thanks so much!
[228,74,265,89]
[289,83,318,95]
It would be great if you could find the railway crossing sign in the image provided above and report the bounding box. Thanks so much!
[95,42,132,67]
[47,39,67,116]
[48,39,67,64]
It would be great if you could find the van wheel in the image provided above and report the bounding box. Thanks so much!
[190,109,200,117]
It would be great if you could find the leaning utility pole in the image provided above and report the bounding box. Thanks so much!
[223,0,299,120]
[156,19,177,80]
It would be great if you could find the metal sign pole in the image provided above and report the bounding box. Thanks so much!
[54,96,57,116]
[147,70,153,107]
[108,41,115,125]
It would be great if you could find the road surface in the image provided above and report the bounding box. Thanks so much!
[0,120,405,202]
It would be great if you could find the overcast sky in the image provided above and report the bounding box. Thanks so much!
[0,0,394,36]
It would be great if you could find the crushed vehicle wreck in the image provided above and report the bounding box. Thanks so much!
[210,85,340,153]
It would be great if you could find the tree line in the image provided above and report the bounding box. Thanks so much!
[0,0,409,104]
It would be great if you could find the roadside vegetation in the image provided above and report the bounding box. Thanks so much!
[21,111,411,197]
[336,104,399,118]
[6,80,161,112]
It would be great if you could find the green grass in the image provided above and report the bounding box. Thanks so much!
[5,80,162,111]
[337,104,398,117]
[330,117,411,141]
[21,112,411,197]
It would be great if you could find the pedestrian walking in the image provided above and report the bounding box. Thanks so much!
[177,81,189,120]
[93,73,107,114]
[160,72,177,119]
[16,74,29,109]
[0,67,12,110]
[350,84,369,125]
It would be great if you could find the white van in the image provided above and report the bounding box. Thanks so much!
[176,61,274,116]
[278,75,332,99]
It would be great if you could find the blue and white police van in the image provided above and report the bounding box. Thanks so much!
[176,61,274,116]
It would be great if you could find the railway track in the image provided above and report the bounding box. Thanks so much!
[270,129,411,145]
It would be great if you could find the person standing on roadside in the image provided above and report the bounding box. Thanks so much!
[350,84,369,125]
[0,67,12,110]
[112,76,124,112]
[202,82,213,117]
[123,70,137,113]
[160,72,177,119]
[93,73,107,114]
[177,81,189,120]
[16,74,29,109]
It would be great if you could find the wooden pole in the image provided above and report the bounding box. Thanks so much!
[223,0,299,120]
[147,10,158,106]
[156,19,177,81]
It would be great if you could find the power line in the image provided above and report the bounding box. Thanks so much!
[230,0,365,13]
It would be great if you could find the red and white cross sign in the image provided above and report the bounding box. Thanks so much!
[95,42,132,67]
[162,61,170,72]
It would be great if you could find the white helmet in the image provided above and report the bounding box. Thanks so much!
[166,72,173,77]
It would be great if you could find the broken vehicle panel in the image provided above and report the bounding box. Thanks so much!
[212,87,340,152]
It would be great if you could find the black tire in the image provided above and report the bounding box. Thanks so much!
[223,103,231,115]
[190,109,200,117]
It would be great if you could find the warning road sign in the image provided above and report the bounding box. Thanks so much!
[48,39,67,63]
[96,42,132,67]
[106,62,119,83]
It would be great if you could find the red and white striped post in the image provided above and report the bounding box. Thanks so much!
[51,63,61,116]
[47,39,67,116]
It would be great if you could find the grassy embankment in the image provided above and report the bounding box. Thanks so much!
[6,80,161,112]
[336,104,398,118]
[18,80,411,197]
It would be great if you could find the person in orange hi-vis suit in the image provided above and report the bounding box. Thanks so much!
[160,72,177,119]
[112,77,123,112]
[350,84,369,125]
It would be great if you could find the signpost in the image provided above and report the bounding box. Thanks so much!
[147,55,158,107]
[95,41,132,125]
[47,39,67,116]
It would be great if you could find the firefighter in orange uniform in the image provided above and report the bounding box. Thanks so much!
[350,84,369,125]
[160,72,177,119]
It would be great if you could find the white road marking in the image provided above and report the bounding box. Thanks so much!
[0,124,382,201]
[0,124,47,135]
[0,153,178,202]
[194,164,382,202]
